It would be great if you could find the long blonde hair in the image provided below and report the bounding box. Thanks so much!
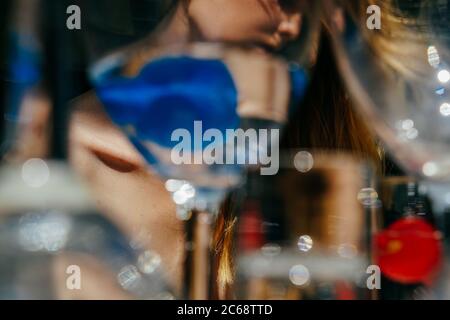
[213,0,425,297]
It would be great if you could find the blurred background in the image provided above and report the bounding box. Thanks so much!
[1,0,450,300]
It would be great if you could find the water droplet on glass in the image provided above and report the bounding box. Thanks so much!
[357,188,379,207]
[172,182,196,205]
[405,128,419,140]
[21,158,50,188]
[165,179,185,193]
[436,87,445,95]
[118,265,142,290]
[18,212,71,252]
[297,235,313,252]
[427,46,440,68]
[137,250,161,274]
[400,119,414,131]
[423,162,439,177]
[440,103,450,117]
[179,183,196,198]
[173,192,188,205]
[438,69,450,83]
[396,119,419,141]
[294,151,314,173]
[289,265,310,286]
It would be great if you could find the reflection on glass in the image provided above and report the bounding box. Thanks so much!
[324,0,450,180]
[234,152,377,300]
[0,163,173,299]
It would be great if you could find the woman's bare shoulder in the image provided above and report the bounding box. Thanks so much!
[70,91,104,115]
[68,90,146,168]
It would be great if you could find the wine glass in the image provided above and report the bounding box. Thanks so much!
[323,0,450,181]
[323,0,450,298]
[0,162,173,299]
[0,1,175,300]
[86,1,321,299]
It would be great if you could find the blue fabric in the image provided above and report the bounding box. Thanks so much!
[92,54,310,179]
[5,33,41,123]
[289,63,308,115]
[94,56,239,149]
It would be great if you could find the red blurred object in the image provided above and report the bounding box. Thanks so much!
[238,201,265,252]
[335,281,356,300]
[374,217,442,284]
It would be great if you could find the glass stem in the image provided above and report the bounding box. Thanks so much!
[183,210,215,299]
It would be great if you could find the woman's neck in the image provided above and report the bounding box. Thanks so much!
[150,3,192,47]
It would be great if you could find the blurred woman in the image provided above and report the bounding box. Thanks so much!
[70,0,415,299]
[70,0,303,298]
